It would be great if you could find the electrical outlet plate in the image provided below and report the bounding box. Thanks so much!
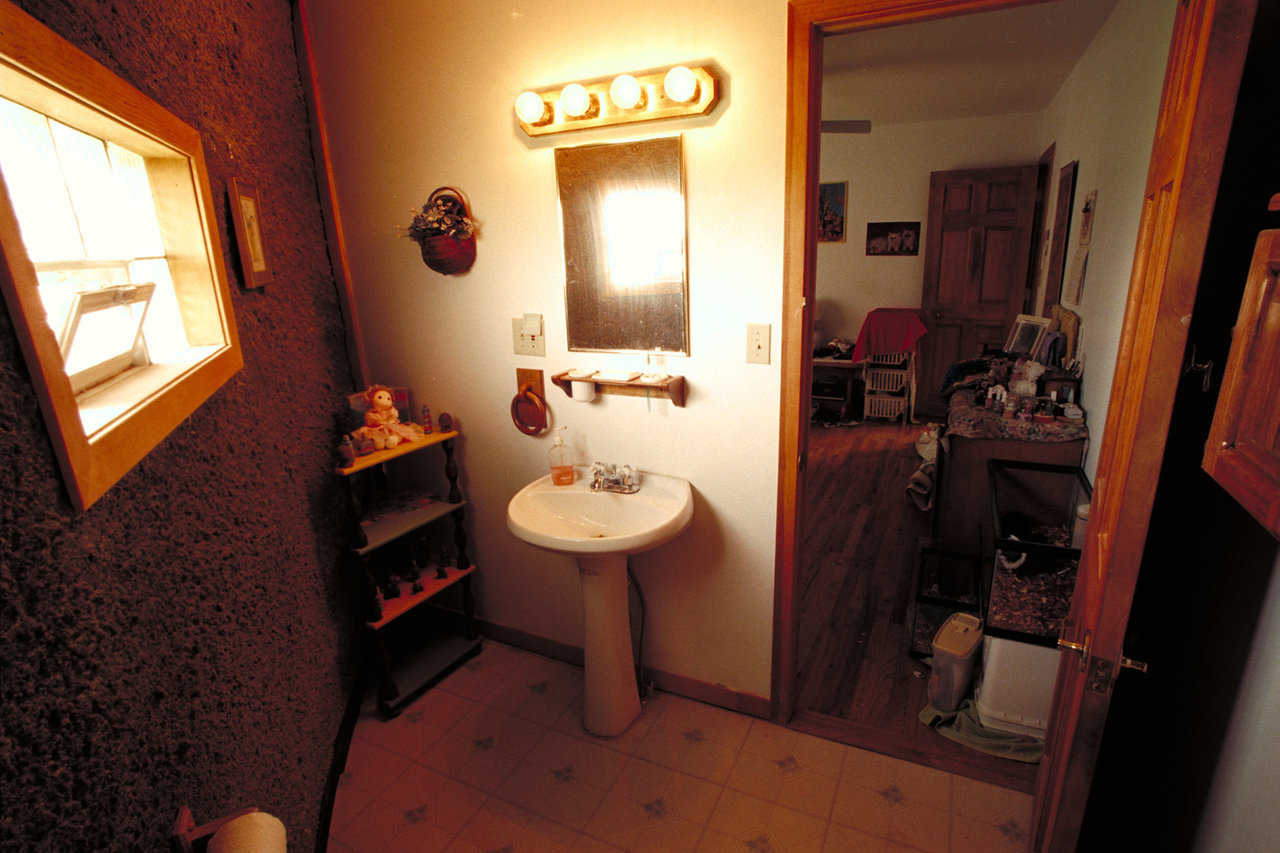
[512,315,545,356]
[747,323,771,364]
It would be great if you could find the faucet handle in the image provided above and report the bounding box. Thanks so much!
[620,464,638,486]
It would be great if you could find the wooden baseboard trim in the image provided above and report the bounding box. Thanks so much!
[477,619,771,720]
[791,709,1037,793]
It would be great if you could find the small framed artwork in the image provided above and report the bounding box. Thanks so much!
[866,221,920,255]
[228,178,272,287]
[817,182,847,242]
[1005,313,1052,357]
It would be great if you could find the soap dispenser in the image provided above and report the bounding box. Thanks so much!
[549,426,574,485]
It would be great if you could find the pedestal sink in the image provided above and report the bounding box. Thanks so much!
[507,467,693,735]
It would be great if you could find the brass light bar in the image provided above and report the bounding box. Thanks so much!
[515,63,719,137]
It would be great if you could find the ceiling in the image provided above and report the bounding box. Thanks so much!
[822,0,1119,127]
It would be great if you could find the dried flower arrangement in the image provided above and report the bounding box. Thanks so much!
[405,193,476,241]
[403,187,478,275]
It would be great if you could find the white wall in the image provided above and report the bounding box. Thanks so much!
[1193,553,1280,853]
[305,0,786,698]
[1034,0,1175,479]
[816,113,1043,343]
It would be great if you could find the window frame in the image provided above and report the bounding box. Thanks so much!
[0,1,242,511]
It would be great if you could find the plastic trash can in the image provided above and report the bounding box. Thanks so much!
[929,612,983,711]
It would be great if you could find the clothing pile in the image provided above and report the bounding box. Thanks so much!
[906,424,946,511]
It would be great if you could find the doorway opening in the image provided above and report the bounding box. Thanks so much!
[779,0,1174,792]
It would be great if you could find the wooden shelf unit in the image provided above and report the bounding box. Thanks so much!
[336,428,478,718]
[550,371,687,407]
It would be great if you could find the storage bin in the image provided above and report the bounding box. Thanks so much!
[866,365,909,394]
[928,612,983,711]
[865,393,908,420]
[861,351,915,422]
[974,635,1060,738]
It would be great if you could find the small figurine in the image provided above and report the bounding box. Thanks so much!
[985,384,1008,409]
[351,384,425,450]
[421,405,433,434]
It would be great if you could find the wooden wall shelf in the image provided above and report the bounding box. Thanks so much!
[550,371,687,407]
[336,429,459,476]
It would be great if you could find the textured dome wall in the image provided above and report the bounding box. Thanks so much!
[0,1,356,849]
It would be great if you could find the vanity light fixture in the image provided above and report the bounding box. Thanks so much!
[514,62,719,137]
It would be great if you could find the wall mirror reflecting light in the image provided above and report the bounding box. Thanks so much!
[555,135,688,354]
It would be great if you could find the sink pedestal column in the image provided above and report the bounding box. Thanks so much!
[577,554,641,736]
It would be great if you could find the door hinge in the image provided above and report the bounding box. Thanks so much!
[1087,655,1149,695]
[1087,657,1114,695]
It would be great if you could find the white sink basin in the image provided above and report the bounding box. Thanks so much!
[506,467,694,736]
[506,468,693,555]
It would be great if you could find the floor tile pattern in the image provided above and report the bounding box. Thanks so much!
[330,642,1032,852]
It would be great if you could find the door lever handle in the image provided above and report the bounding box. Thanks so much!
[1119,655,1149,673]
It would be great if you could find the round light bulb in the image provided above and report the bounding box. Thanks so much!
[514,91,548,124]
[663,66,698,103]
[559,83,591,118]
[609,74,643,110]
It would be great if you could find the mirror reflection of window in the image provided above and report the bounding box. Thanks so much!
[555,135,689,354]
[602,189,684,292]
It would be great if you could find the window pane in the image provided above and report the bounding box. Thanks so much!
[35,263,130,337]
[108,143,165,257]
[63,299,146,375]
[129,259,186,361]
[48,119,130,260]
[0,97,83,261]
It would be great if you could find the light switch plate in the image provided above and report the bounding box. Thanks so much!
[747,323,771,364]
[512,315,545,356]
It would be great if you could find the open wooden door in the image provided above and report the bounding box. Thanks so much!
[1031,1,1256,849]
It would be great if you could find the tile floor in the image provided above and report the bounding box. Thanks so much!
[329,642,1033,852]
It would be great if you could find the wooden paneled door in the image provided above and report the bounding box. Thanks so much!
[918,165,1038,416]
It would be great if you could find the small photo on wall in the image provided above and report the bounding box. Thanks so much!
[817,182,847,242]
[866,221,920,256]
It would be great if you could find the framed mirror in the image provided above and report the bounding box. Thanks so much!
[555,135,688,354]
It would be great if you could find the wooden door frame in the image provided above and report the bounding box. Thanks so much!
[775,0,1254,848]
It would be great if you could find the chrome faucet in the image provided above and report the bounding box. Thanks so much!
[590,462,640,494]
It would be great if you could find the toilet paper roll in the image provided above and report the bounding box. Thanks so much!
[209,811,287,853]
[571,380,596,402]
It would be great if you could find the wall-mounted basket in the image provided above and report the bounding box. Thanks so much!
[410,187,477,275]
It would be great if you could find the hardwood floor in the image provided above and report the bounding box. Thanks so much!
[795,421,1038,793]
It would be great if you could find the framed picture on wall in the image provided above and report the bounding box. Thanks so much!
[866,221,920,255]
[817,182,847,242]
[228,177,273,288]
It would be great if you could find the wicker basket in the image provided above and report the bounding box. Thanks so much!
[416,187,476,275]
